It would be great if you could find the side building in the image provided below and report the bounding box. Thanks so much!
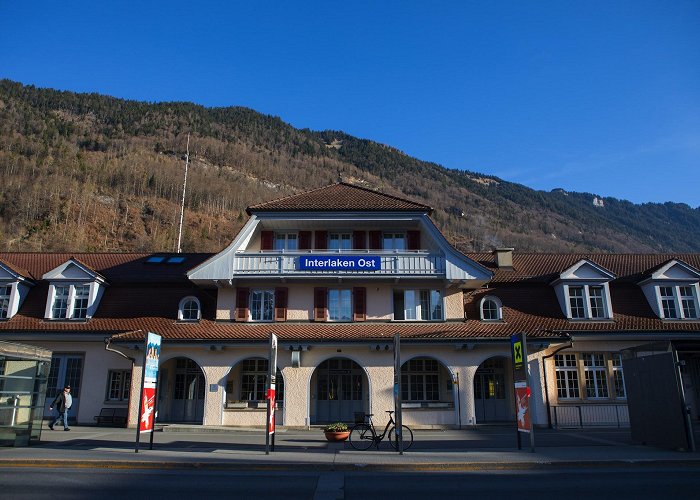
[1,182,699,430]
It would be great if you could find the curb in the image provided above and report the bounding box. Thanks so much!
[2,459,700,472]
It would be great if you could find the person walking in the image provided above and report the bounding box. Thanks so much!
[48,385,72,431]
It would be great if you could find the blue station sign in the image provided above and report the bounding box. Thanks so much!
[298,255,381,271]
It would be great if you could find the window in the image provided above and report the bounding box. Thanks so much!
[0,285,10,319]
[328,289,352,321]
[555,354,579,399]
[72,285,89,319]
[178,296,201,321]
[49,284,93,320]
[274,232,298,251]
[239,359,284,402]
[582,353,608,398]
[329,233,351,250]
[383,232,406,251]
[659,285,699,319]
[401,358,440,401]
[480,296,502,321]
[612,354,626,398]
[393,289,443,321]
[106,369,131,401]
[250,290,274,322]
[567,285,609,319]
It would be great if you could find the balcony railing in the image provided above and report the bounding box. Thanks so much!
[233,251,446,277]
[550,404,629,428]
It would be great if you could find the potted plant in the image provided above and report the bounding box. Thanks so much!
[323,422,350,442]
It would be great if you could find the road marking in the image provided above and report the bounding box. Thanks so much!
[314,471,344,500]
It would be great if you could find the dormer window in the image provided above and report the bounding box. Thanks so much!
[551,260,615,321]
[658,285,698,320]
[480,296,502,321]
[178,296,201,321]
[49,284,92,320]
[43,258,107,321]
[568,285,607,319]
[0,285,10,319]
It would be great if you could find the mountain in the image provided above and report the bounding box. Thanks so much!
[0,79,698,254]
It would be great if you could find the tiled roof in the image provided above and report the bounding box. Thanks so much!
[0,251,699,343]
[466,253,700,283]
[246,182,433,214]
[0,258,33,281]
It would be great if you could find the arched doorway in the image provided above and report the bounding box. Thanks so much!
[311,358,366,424]
[224,357,284,410]
[474,356,514,423]
[157,357,205,423]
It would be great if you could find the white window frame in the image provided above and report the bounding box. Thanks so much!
[554,354,580,399]
[328,288,352,321]
[565,284,610,319]
[582,353,609,399]
[328,233,352,251]
[480,295,502,321]
[612,354,626,399]
[250,289,274,322]
[274,232,298,251]
[178,296,201,321]
[383,232,406,251]
[657,285,699,320]
[106,369,132,402]
[0,284,12,319]
[393,289,443,321]
[47,283,93,320]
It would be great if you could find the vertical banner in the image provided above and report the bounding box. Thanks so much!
[393,332,403,455]
[265,332,278,455]
[135,332,161,453]
[510,332,534,450]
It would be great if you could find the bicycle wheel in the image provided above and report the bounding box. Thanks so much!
[388,425,414,451]
[349,423,375,450]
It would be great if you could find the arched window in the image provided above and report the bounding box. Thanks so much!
[178,296,201,321]
[480,296,502,321]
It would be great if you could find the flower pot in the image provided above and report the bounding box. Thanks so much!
[324,431,350,442]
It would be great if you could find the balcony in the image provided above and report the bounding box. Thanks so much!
[233,251,446,277]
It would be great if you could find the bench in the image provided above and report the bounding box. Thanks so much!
[94,407,128,426]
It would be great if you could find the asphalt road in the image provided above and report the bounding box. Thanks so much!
[2,465,699,500]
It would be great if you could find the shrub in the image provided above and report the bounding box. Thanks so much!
[323,422,349,432]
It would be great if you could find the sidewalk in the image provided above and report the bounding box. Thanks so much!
[1,425,699,471]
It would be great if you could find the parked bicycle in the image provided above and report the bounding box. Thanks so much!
[349,411,414,451]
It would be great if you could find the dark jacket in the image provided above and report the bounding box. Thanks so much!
[51,392,70,412]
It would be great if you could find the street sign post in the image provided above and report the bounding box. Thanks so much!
[393,332,403,455]
[511,332,535,452]
[265,332,278,454]
[135,331,161,453]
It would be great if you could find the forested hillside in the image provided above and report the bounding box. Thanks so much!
[1,79,698,254]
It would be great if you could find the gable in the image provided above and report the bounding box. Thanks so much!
[558,260,615,281]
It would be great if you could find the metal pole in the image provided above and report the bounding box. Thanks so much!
[176,134,190,253]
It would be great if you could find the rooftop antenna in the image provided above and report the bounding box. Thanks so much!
[176,133,190,253]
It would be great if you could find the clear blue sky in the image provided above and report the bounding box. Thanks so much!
[2,1,699,206]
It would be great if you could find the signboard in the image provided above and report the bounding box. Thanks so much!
[511,332,527,383]
[298,255,381,271]
[515,382,531,433]
[265,333,278,454]
[139,332,161,433]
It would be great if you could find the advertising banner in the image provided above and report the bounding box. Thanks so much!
[298,255,380,271]
[515,382,531,433]
[139,332,161,434]
[265,333,278,454]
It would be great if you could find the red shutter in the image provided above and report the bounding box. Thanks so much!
[407,230,420,251]
[369,231,382,250]
[315,231,328,250]
[352,231,366,250]
[314,287,327,321]
[299,231,312,250]
[261,231,274,251]
[274,287,288,322]
[353,287,367,322]
[235,287,249,321]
